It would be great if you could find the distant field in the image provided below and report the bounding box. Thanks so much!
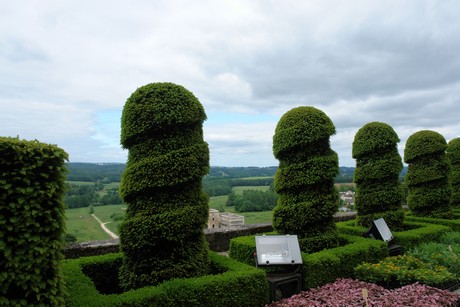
[66,185,274,242]
[104,182,120,190]
[66,181,95,186]
[209,193,273,224]
[65,204,126,242]
[65,207,111,242]
[238,176,274,180]
[232,185,270,194]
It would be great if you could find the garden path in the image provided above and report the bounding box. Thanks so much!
[91,214,119,239]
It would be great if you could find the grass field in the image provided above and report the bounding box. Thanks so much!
[104,182,120,190]
[209,193,273,224]
[66,186,273,242]
[232,185,270,194]
[66,181,95,186]
[65,207,111,242]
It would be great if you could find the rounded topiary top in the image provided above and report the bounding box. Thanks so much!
[404,130,447,163]
[121,82,207,148]
[447,138,460,164]
[273,106,336,159]
[352,122,400,159]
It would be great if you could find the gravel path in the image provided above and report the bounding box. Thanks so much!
[91,214,119,239]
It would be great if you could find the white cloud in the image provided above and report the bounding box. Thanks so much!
[1,1,460,166]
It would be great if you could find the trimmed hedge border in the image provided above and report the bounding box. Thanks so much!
[336,220,452,250]
[228,234,388,290]
[404,215,460,232]
[62,251,269,306]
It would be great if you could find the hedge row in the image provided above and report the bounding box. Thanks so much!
[404,215,460,232]
[0,137,68,306]
[336,220,452,250]
[62,252,269,306]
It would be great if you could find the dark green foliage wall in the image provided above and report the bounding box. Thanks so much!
[0,137,68,306]
[272,106,339,253]
[447,138,460,209]
[404,130,453,219]
[118,83,210,290]
[352,122,404,229]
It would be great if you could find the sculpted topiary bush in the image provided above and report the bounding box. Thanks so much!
[272,106,339,253]
[447,138,460,209]
[404,130,453,219]
[0,137,68,306]
[119,82,210,290]
[352,122,404,229]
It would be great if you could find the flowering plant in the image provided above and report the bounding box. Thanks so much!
[354,255,457,288]
[266,278,460,306]
[408,242,460,278]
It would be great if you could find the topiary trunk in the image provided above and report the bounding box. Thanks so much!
[118,82,210,290]
[404,130,452,219]
[447,138,460,209]
[352,122,404,229]
[272,106,339,253]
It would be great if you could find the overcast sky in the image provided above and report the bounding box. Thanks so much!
[1,1,459,167]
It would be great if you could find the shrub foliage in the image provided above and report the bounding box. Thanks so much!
[272,106,339,253]
[118,83,210,290]
[404,130,453,219]
[352,122,404,229]
[355,255,456,288]
[0,137,68,306]
[447,138,460,209]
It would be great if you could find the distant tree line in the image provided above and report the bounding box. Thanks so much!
[66,163,125,182]
[66,163,371,185]
[226,188,278,212]
[203,177,274,196]
[64,183,123,208]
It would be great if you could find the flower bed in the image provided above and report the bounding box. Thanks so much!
[354,255,457,289]
[267,278,460,306]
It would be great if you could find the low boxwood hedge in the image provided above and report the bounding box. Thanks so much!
[229,234,388,289]
[404,215,460,232]
[336,220,452,250]
[63,252,269,306]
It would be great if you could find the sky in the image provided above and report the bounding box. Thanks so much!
[1,1,460,167]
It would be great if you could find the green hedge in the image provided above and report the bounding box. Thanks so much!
[405,215,460,232]
[0,137,68,306]
[119,83,210,290]
[336,220,452,250]
[404,130,453,219]
[272,106,339,253]
[352,122,404,229]
[447,137,460,209]
[63,252,269,306]
[228,234,387,290]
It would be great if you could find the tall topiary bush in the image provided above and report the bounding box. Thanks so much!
[447,138,460,209]
[0,137,68,306]
[404,130,453,219]
[119,82,210,290]
[352,122,404,229]
[272,106,339,253]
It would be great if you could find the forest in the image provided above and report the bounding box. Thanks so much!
[66,163,357,183]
